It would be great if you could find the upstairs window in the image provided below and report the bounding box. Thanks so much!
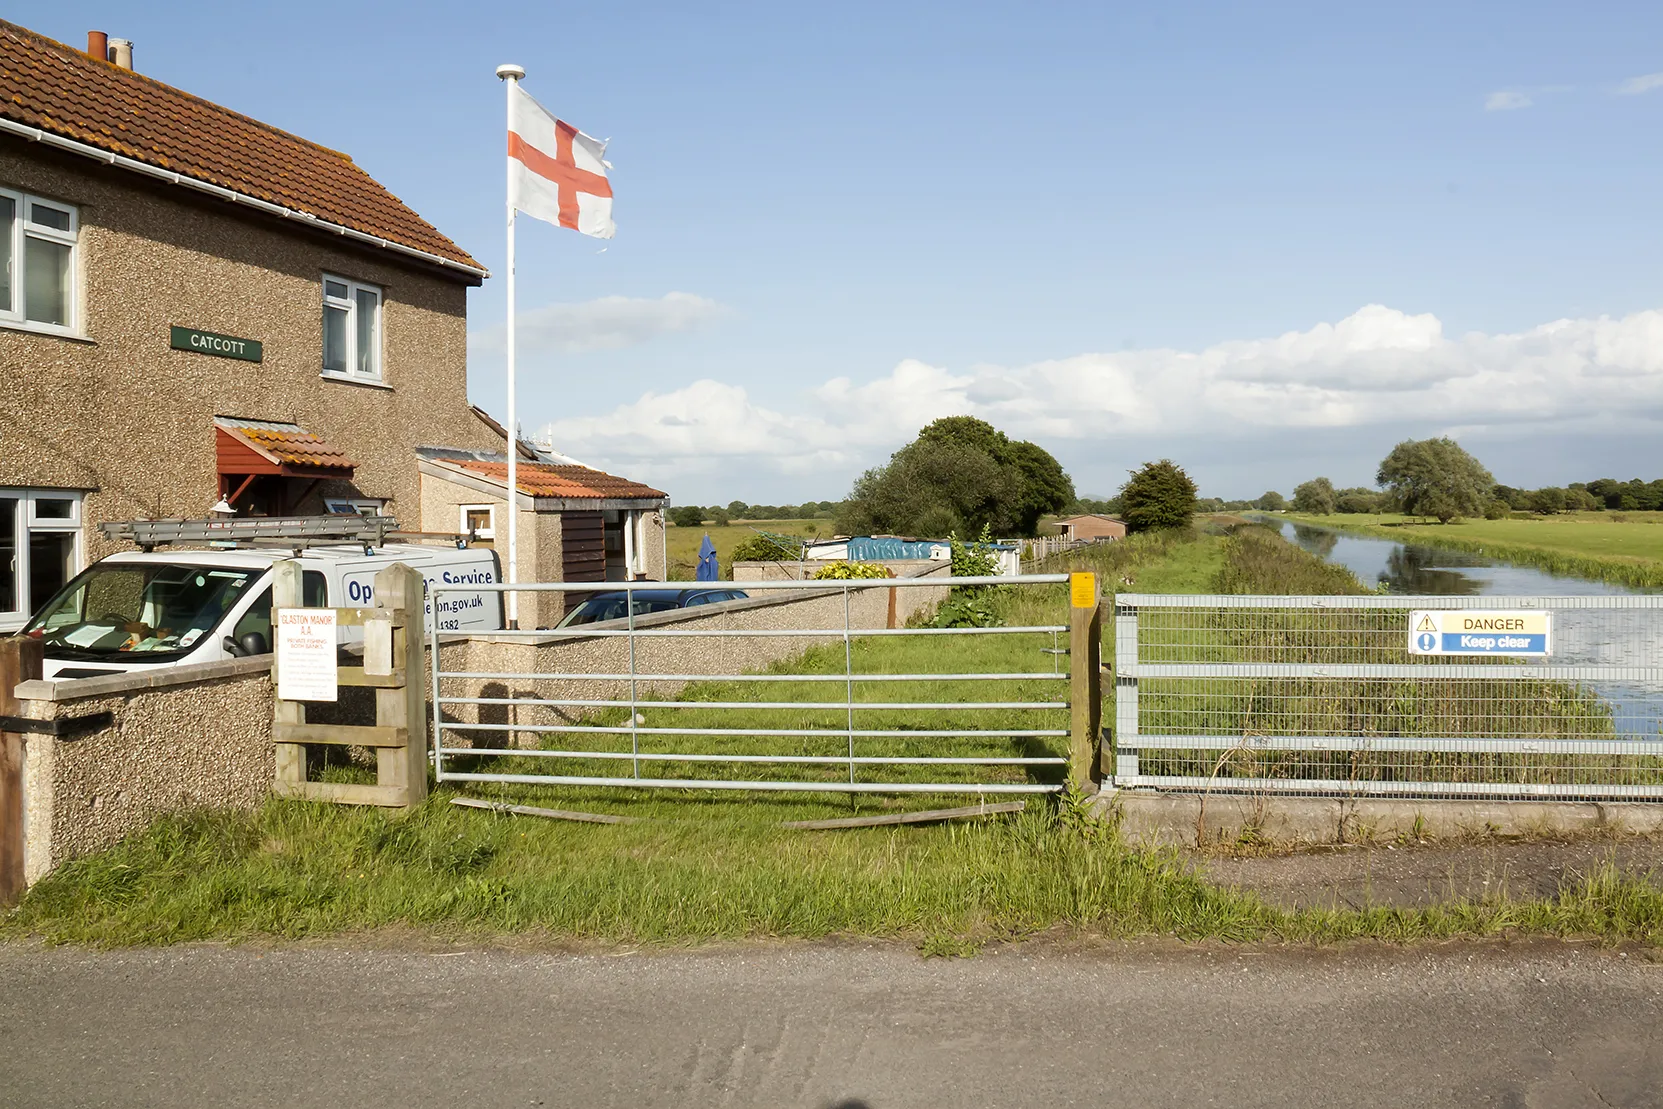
[0,188,79,333]
[321,275,382,381]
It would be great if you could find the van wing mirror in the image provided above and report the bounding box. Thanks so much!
[222,635,244,658]
[239,632,270,657]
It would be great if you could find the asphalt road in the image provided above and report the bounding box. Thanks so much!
[2,942,1660,1108]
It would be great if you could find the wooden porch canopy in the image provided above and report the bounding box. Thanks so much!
[215,417,357,510]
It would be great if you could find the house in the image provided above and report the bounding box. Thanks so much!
[1052,514,1128,542]
[0,21,663,629]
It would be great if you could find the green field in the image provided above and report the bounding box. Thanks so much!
[1282,511,1663,589]
[665,518,831,580]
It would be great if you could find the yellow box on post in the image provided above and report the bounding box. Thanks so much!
[1067,572,1103,792]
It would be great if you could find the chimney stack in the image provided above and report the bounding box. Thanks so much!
[109,38,133,70]
[87,30,108,61]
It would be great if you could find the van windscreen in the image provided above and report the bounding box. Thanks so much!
[25,563,261,662]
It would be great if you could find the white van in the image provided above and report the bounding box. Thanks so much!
[22,540,502,681]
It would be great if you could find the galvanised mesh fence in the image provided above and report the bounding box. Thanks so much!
[1112,593,1663,800]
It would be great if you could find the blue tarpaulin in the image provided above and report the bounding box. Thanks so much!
[695,534,719,581]
[842,537,946,561]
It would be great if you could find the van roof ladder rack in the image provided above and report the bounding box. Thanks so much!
[99,515,400,552]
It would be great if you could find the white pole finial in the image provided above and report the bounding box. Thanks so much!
[499,63,522,627]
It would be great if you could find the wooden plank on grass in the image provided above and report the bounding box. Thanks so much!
[450,796,640,824]
[780,800,1027,831]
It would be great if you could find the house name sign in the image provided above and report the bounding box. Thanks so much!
[170,326,263,363]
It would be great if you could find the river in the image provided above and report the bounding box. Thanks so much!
[1261,517,1652,598]
[1257,517,1661,737]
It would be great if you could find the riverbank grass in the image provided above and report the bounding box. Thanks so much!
[1282,511,1663,589]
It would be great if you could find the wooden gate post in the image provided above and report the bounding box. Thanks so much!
[0,635,44,905]
[1067,572,1103,793]
[372,563,428,807]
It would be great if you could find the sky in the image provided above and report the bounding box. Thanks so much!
[22,2,1663,503]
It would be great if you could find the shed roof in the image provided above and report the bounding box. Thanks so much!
[0,20,483,276]
[456,459,666,501]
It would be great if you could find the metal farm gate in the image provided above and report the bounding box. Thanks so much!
[1111,593,1663,800]
[427,574,1103,798]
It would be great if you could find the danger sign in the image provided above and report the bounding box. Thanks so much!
[1407,610,1552,657]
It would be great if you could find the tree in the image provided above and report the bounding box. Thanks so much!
[1566,487,1601,512]
[1292,477,1336,514]
[1119,459,1198,533]
[1335,487,1382,514]
[837,417,1074,538]
[710,508,731,526]
[1376,437,1494,523]
[668,505,704,528]
[1529,487,1567,515]
[1255,491,1287,512]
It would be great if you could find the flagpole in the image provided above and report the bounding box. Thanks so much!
[497,63,525,628]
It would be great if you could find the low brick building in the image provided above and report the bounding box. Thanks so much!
[1053,514,1128,542]
[0,21,662,630]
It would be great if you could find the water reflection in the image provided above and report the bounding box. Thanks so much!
[1289,525,1338,560]
[1380,546,1486,596]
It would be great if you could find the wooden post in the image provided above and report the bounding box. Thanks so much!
[0,636,43,905]
[1068,571,1103,793]
[270,559,307,792]
[372,563,428,807]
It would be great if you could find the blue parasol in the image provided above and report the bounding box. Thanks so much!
[695,533,719,581]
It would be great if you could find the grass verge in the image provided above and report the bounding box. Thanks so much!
[5,794,1659,948]
[1281,512,1663,590]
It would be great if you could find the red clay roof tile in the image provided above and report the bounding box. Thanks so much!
[0,20,482,273]
[216,417,358,471]
[457,460,666,501]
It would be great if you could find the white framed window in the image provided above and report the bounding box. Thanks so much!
[321,274,382,381]
[459,505,495,540]
[0,489,84,630]
[0,187,79,334]
[324,498,385,516]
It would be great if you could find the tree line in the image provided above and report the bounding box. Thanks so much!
[1279,438,1663,523]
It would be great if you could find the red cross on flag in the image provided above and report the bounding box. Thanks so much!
[507,82,615,239]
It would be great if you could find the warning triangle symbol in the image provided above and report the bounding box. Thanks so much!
[1416,615,1436,632]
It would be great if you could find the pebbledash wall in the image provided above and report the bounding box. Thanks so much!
[0,140,499,566]
[7,566,950,883]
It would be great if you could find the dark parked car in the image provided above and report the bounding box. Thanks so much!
[554,587,749,629]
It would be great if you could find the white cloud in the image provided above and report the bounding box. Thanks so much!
[1484,90,1533,111]
[540,304,1663,489]
[1618,72,1663,95]
[470,291,728,355]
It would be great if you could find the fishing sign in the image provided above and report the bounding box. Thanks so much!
[1407,610,1552,657]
